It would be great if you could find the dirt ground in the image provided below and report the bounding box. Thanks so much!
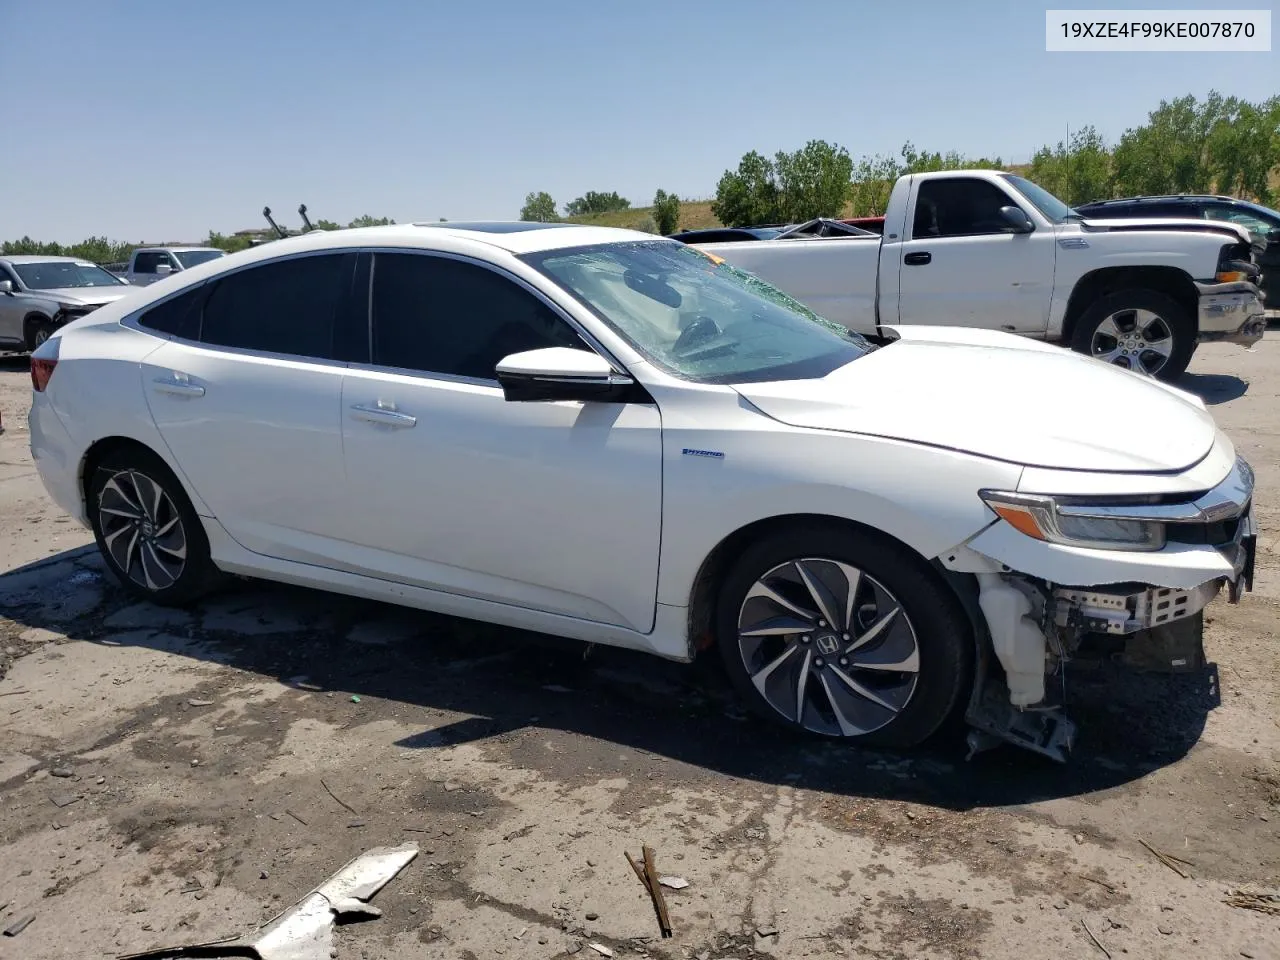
[0,340,1277,960]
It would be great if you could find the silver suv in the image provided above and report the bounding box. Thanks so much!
[0,256,140,351]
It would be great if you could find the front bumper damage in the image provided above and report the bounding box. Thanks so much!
[1195,278,1266,348]
[943,458,1257,762]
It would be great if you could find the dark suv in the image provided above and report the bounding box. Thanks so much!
[1075,195,1279,311]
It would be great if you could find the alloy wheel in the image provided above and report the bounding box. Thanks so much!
[1090,309,1174,377]
[735,557,920,737]
[97,469,188,592]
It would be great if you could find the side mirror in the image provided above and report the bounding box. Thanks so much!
[999,206,1035,233]
[155,263,174,276]
[495,347,644,404]
[0,280,12,295]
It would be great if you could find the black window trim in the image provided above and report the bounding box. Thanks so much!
[349,247,630,388]
[121,245,630,380]
[909,176,1032,241]
[120,248,357,371]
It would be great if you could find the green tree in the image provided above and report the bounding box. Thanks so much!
[774,139,853,221]
[1111,92,1224,196]
[520,191,560,222]
[564,191,630,217]
[1206,95,1280,203]
[313,219,342,231]
[347,214,396,228]
[629,214,658,234]
[849,153,902,216]
[1027,125,1112,205]
[652,189,681,234]
[711,150,782,227]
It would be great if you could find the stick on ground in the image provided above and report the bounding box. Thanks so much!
[641,845,673,939]
[321,778,357,815]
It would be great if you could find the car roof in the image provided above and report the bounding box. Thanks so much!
[136,246,222,252]
[0,255,91,265]
[197,222,662,263]
[1078,195,1235,206]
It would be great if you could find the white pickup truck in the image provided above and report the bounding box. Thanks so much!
[694,170,1267,381]
[114,246,226,287]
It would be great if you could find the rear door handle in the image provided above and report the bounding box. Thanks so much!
[350,403,417,428]
[904,252,932,265]
[152,375,205,397]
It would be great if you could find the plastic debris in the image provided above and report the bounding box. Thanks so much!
[3,914,35,937]
[120,842,418,960]
[658,876,689,890]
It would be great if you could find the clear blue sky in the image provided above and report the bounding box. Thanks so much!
[2,0,1273,243]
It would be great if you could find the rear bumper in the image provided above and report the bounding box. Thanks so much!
[29,392,88,526]
[1195,279,1266,346]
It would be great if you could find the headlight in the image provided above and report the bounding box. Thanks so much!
[979,491,1166,551]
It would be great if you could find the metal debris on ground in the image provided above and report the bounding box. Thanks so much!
[1223,888,1280,916]
[1137,837,1194,879]
[587,944,614,957]
[285,809,308,826]
[624,844,673,938]
[49,792,80,808]
[3,914,36,937]
[1082,919,1112,959]
[187,699,215,707]
[118,842,418,960]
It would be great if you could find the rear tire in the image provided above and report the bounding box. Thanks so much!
[1070,289,1195,382]
[87,448,221,606]
[714,523,972,749]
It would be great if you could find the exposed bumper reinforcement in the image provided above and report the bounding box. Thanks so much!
[1196,280,1266,347]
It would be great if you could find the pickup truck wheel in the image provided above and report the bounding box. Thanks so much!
[1071,289,1195,381]
[715,524,971,749]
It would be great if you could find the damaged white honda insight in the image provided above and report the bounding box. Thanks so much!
[29,222,1257,760]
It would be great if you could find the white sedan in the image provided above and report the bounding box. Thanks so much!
[28,222,1257,760]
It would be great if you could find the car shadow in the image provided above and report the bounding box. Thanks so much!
[1177,371,1248,404]
[0,547,1218,814]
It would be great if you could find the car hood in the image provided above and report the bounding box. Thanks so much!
[731,327,1217,473]
[1079,215,1253,245]
[37,286,139,306]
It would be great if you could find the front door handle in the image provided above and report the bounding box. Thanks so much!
[350,403,417,428]
[152,374,205,397]
[904,251,932,265]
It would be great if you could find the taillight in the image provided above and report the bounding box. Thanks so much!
[30,337,60,392]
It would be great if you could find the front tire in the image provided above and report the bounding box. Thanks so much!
[715,524,972,748]
[25,316,56,352]
[87,449,220,605]
[1070,289,1195,382]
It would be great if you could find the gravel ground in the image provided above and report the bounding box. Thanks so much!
[0,341,1277,960]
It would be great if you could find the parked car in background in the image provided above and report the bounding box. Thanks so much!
[840,215,887,234]
[670,219,876,245]
[669,226,787,243]
[28,221,1257,761]
[112,246,227,286]
[0,255,140,351]
[694,170,1266,381]
[1074,195,1280,315]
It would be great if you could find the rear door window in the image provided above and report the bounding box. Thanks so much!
[198,253,352,360]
